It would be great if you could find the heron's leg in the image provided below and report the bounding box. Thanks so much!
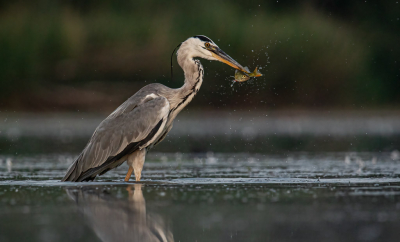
[126,149,147,181]
[133,149,146,181]
[124,167,133,182]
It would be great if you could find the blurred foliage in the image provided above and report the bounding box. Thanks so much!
[0,0,399,111]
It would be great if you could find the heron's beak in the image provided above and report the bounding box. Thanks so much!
[210,47,248,73]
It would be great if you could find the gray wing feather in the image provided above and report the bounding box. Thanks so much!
[62,89,170,181]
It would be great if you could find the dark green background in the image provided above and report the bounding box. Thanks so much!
[0,0,399,111]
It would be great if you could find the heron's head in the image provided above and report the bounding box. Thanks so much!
[177,35,248,73]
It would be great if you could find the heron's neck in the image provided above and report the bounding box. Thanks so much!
[179,55,203,94]
[169,54,204,111]
[181,59,204,94]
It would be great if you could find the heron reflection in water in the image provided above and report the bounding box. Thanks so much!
[66,184,173,242]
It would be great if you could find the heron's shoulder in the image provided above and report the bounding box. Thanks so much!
[139,83,170,94]
[105,84,169,120]
[124,83,168,100]
[123,83,169,104]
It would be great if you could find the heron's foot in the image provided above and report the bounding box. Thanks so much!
[134,169,142,181]
[124,167,133,182]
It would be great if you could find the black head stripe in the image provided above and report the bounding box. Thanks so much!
[193,35,212,43]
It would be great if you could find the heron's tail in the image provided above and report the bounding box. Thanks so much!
[61,153,83,182]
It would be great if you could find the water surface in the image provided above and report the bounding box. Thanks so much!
[1,152,400,242]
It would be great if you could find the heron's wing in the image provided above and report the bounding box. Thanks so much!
[62,94,169,181]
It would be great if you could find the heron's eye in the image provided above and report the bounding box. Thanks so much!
[205,42,210,48]
[242,75,246,78]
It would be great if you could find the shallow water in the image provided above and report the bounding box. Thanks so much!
[1,113,400,241]
[1,152,400,242]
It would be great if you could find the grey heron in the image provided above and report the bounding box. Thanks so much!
[62,35,247,182]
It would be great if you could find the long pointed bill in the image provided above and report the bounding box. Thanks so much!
[210,48,248,73]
